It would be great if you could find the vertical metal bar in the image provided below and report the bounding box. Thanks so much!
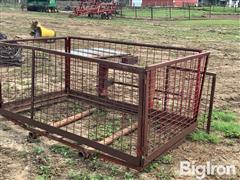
[195,54,209,120]
[151,7,153,20]
[164,66,169,111]
[31,49,36,120]
[149,70,156,109]
[137,70,148,167]
[169,7,172,19]
[0,81,2,108]
[207,74,216,133]
[188,5,191,20]
[65,37,71,93]
[135,7,137,18]
[193,57,202,120]
[120,5,123,17]
[98,64,109,96]
[209,5,212,19]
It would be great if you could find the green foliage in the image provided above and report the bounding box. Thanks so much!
[33,145,45,155]
[68,170,113,180]
[159,154,173,164]
[89,121,120,141]
[93,108,108,117]
[38,165,54,180]
[144,161,159,173]
[49,145,75,158]
[189,130,220,144]
[155,169,174,180]
[124,172,134,180]
[212,110,237,122]
[212,121,240,138]
[144,154,173,173]
[108,166,120,176]
[211,110,239,139]
[86,156,103,170]
[65,158,77,167]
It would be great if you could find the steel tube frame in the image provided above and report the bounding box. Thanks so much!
[0,37,216,170]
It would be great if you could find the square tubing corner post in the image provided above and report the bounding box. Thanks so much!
[194,54,210,121]
[0,81,2,108]
[164,66,170,111]
[137,69,149,167]
[97,63,109,96]
[65,37,71,94]
[206,73,216,134]
[31,49,36,120]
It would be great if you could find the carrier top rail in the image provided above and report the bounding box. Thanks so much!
[146,52,210,70]
[0,42,145,73]
[69,36,202,52]
[3,36,202,53]
[0,41,207,71]
[1,36,67,43]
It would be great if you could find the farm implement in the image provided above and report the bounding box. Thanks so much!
[26,0,58,12]
[73,0,117,19]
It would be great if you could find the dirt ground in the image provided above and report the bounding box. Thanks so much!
[0,8,239,180]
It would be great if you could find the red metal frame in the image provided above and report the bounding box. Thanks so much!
[0,37,215,170]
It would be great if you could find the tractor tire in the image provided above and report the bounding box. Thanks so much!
[88,13,93,18]
[101,13,106,19]
[107,14,112,20]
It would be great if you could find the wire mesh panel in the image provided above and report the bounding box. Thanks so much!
[0,37,213,169]
[144,52,209,163]
[4,37,67,52]
[69,37,201,67]
[0,43,32,106]
[198,72,216,133]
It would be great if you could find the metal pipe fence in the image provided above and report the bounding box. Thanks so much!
[117,5,240,21]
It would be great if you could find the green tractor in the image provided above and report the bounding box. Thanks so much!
[27,0,58,12]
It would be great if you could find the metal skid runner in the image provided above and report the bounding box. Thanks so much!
[0,37,215,170]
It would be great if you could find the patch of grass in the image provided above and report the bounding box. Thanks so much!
[68,170,113,180]
[124,172,134,180]
[212,120,240,138]
[212,110,237,122]
[65,158,77,167]
[159,154,173,164]
[210,110,240,139]
[155,168,174,180]
[107,165,120,176]
[189,130,220,144]
[37,165,54,180]
[86,156,104,170]
[32,145,45,155]
[17,150,28,158]
[49,144,75,158]
[144,161,160,173]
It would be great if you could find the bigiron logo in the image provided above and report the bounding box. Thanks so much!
[179,161,236,179]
